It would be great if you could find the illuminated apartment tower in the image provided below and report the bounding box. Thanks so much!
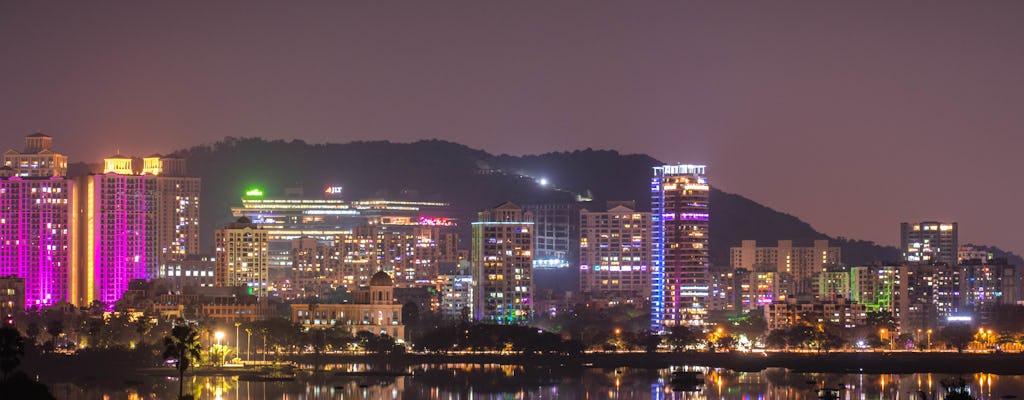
[215,217,270,297]
[472,202,534,324]
[290,237,338,298]
[2,133,68,177]
[141,155,200,279]
[336,217,457,287]
[730,240,841,294]
[578,201,651,306]
[900,222,958,266]
[651,164,710,331]
[0,166,77,308]
[81,155,149,306]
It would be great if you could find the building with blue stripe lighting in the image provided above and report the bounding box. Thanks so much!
[651,164,710,332]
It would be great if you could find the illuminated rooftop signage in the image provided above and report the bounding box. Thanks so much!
[656,164,706,175]
[419,216,453,226]
[245,188,264,197]
[324,186,343,195]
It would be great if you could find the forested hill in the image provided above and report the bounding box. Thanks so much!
[74,137,910,265]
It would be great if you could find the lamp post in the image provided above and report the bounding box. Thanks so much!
[215,331,225,346]
[917,329,922,351]
[927,329,932,351]
[235,322,241,361]
[245,328,252,362]
[880,328,887,350]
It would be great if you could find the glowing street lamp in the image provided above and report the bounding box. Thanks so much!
[214,331,225,346]
[927,329,933,351]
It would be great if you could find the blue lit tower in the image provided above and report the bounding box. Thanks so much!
[651,164,710,331]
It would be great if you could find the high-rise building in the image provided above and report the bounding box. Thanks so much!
[2,133,68,178]
[730,240,841,294]
[816,266,851,300]
[651,164,710,330]
[230,187,451,278]
[290,237,337,298]
[215,217,269,297]
[957,244,991,265]
[962,258,1019,309]
[524,203,582,270]
[850,265,901,316]
[900,222,958,266]
[437,273,473,321]
[471,202,533,324]
[578,201,651,307]
[899,263,962,331]
[141,155,201,280]
[80,164,149,307]
[0,172,77,308]
[335,216,458,288]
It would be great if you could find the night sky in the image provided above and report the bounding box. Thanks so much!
[2,2,1022,253]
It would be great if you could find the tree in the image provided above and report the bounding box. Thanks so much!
[715,335,737,352]
[0,326,25,381]
[766,330,788,350]
[134,317,153,347]
[45,319,63,350]
[24,323,40,346]
[163,325,202,400]
[666,326,701,351]
[940,323,974,353]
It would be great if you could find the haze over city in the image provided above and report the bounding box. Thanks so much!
[3,2,1023,253]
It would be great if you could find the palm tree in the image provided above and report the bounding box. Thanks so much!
[162,325,202,400]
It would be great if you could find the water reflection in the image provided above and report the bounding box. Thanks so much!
[50,364,1024,399]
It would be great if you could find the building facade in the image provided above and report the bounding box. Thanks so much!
[291,271,404,338]
[2,133,68,178]
[730,240,841,295]
[81,167,149,307]
[901,222,958,266]
[578,201,651,306]
[471,202,534,324]
[764,295,867,332]
[0,174,77,308]
[524,202,582,270]
[142,155,201,280]
[215,218,269,297]
[651,164,710,330]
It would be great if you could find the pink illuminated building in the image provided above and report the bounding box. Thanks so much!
[80,157,149,306]
[0,173,77,308]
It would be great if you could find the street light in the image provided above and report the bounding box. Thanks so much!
[234,322,241,361]
[927,329,933,351]
[214,331,225,346]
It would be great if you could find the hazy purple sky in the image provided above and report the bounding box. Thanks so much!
[2,2,1023,252]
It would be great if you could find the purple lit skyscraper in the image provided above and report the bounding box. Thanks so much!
[84,160,148,307]
[0,176,76,308]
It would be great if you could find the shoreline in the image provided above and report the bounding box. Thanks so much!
[22,351,1024,383]
[284,351,1024,375]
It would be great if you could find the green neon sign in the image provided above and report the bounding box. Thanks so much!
[245,188,264,197]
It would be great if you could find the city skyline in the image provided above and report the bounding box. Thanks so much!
[1,2,1023,254]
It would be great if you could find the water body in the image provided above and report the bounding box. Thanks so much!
[49,364,1024,399]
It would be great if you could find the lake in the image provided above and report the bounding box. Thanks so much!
[49,363,1024,399]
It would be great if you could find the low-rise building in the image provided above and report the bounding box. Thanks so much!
[291,271,404,338]
[0,276,26,316]
[764,295,867,332]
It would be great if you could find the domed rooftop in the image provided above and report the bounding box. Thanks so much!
[369,270,393,286]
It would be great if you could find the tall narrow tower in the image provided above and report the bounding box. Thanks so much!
[471,202,534,324]
[651,164,710,331]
